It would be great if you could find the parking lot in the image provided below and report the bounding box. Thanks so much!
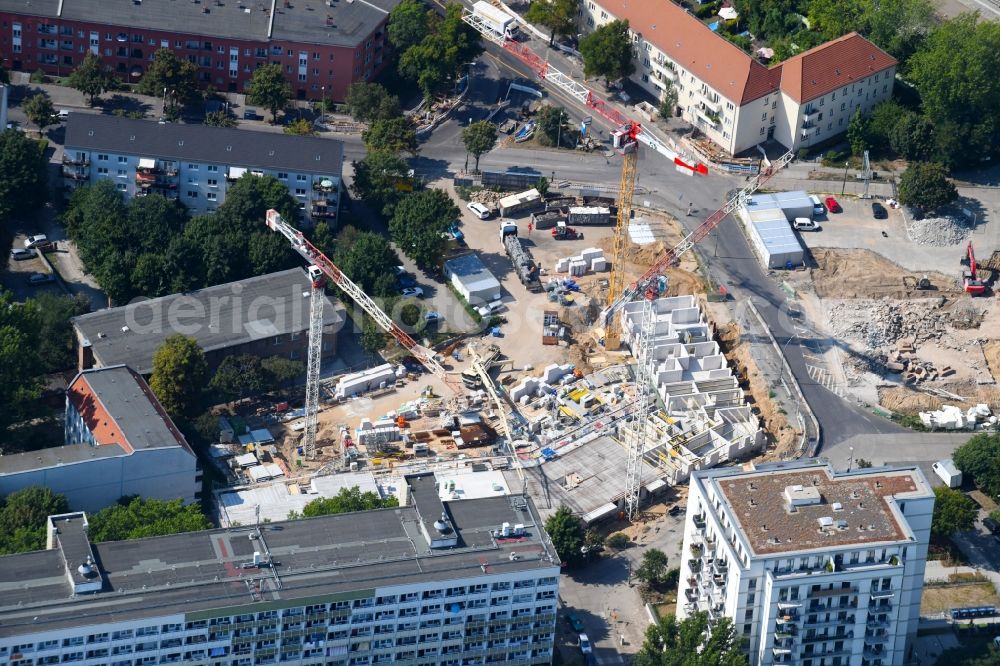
[3,234,61,302]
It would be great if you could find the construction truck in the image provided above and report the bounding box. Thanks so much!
[962,241,986,295]
[471,1,519,41]
[500,222,541,292]
[552,220,583,240]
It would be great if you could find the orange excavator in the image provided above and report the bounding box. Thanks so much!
[962,241,986,296]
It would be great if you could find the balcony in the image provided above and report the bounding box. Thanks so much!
[809,586,858,599]
[698,92,721,113]
[694,106,721,127]
[62,166,89,180]
[869,588,894,600]
[866,618,889,630]
[692,514,706,529]
[62,155,90,167]
[313,178,338,193]
[803,107,820,118]
[804,614,854,629]
[868,601,892,613]
[864,631,888,645]
[652,59,677,81]
[801,630,852,644]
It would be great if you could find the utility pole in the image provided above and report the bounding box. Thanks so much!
[841,161,849,196]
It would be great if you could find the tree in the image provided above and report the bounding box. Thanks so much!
[334,227,401,296]
[658,81,679,118]
[544,504,584,565]
[204,110,237,128]
[388,0,434,53]
[23,93,55,132]
[32,293,90,372]
[931,486,976,537]
[363,117,418,155]
[351,150,411,217]
[0,128,49,219]
[579,19,635,83]
[361,319,387,359]
[583,528,605,553]
[953,434,1000,497]
[397,3,483,100]
[636,548,670,589]
[847,109,868,156]
[462,121,497,173]
[296,486,399,518]
[525,0,581,46]
[138,49,201,110]
[536,105,568,147]
[216,173,300,230]
[344,82,401,124]
[261,356,303,389]
[88,496,212,542]
[908,15,1000,166]
[210,354,266,401]
[856,458,874,469]
[0,486,69,555]
[0,294,44,430]
[284,117,316,136]
[889,113,936,161]
[898,162,958,211]
[606,532,629,549]
[807,0,934,60]
[247,229,296,276]
[389,189,458,270]
[67,52,115,105]
[248,63,292,123]
[636,612,748,666]
[150,335,208,417]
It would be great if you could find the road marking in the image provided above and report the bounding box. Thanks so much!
[806,364,845,398]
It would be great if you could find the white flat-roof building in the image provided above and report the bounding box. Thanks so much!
[678,461,934,666]
[445,253,502,306]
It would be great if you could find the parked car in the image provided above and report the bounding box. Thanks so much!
[579,634,592,654]
[243,109,261,120]
[448,223,464,242]
[28,272,55,284]
[475,300,505,318]
[567,613,585,633]
[24,234,48,249]
[396,271,417,288]
[871,202,888,219]
[793,218,820,231]
[57,109,70,120]
[401,287,425,298]
[809,194,825,216]
[824,196,841,213]
[424,311,442,323]
[467,202,492,220]
[9,248,35,261]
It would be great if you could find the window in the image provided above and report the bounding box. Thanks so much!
[277,172,288,180]
[117,156,128,163]
[761,113,766,121]
[97,153,109,161]
[296,174,307,181]
[187,163,199,170]
[295,188,306,196]
[298,74,306,81]
[187,190,199,198]
[207,165,218,172]
[207,178,218,187]
[117,169,127,177]
[207,192,217,201]
[116,183,127,191]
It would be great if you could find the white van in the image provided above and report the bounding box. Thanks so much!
[809,195,825,216]
[793,218,820,231]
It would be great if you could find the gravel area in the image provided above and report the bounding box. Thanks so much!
[904,214,971,246]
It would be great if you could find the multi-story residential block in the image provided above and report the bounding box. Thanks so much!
[581,0,896,156]
[0,0,397,101]
[677,461,933,666]
[63,115,343,222]
[0,473,560,666]
[0,365,200,511]
[71,267,345,374]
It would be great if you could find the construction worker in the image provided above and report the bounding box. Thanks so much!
[527,222,533,235]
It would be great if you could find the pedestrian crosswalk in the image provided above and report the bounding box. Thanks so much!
[806,364,845,398]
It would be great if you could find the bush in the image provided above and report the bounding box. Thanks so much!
[30,68,48,84]
[694,1,720,18]
[606,532,629,549]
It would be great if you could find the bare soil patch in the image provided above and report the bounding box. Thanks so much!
[810,248,959,299]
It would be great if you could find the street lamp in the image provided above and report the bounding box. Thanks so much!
[841,161,849,196]
[848,446,854,472]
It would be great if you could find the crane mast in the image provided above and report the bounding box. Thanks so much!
[604,123,641,351]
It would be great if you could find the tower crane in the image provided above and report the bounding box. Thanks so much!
[265,210,461,456]
[604,122,642,351]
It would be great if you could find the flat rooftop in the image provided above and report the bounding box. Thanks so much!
[0,0,398,48]
[710,463,932,556]
[0,476,558,638]
[72,268,344,374]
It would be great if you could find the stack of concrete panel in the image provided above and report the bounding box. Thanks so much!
[569,259,587,276]
[557,248,605,275]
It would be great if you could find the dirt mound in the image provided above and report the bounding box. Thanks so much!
[595,236,704,296]
[878,384,1000,416]
[984,340,1000,383]
[810,248,959,299]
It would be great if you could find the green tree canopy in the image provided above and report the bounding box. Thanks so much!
[636,548,670,588]
[248,63,292,123]
[283,117,316,136]
[363,117,419,155]
[88,496,212,542]
[536,105,569,147]
[68,52,116,105]
[333,225,401,296]
[0,486,69,555]
[847,109,869,156]
[388,0,434,53]
[261,356,304,388]
[361,318,388,359]
[150,334,208,417]
[733,0,805,43]
[0,128,49,220]
[351,150,411,218]
[344,82,401,124]
[525,0,581,46]
[543,504,584,565]
[579,19,635,83]
[210,354,266,401]
[953,434,1000,497]
[23,93,55,132]
[462,120,498,173]
[807,0,934,61]
[658,81,679,118]
[138,49,201,109]
[636,612,748,666]
[32,293,91,373]
[204,110,237,128]
[397,3,483,100]
[0,291,44,430]
[908,15,1000,166]
[296,486,399,518]
[931,486,976,537]
[389,189,457,270]
[898,162,958,211]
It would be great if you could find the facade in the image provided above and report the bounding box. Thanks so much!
[0,366,199,511]
[62,115,343,222]
[0,0,397,101]
[71,268,345,374]
[0,473,560,666]
[677,461,933,666]
[581,0,896,155]
[445,254,502,306]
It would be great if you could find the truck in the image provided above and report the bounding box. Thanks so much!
[567,206,611,226]
[552,220,583,240]
[500,222,541,292]
[472,1,520,41]
[498,188,542,217]
[932,458,962,488]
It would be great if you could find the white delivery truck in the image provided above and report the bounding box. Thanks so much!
[932,458,962,488]
[472,1,520,40]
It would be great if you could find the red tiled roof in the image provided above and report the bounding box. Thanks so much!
[777,32,897,103]
[596,0,778,105]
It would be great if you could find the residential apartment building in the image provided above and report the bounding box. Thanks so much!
[677,461,933,666]
[0,366,200,512]
[0,0,397,101]
[71,268,345,374]
[581,0,896,155]
[63,115,343,222]
[0,473,560,666]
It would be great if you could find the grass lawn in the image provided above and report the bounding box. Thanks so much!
[921,582,1000,616]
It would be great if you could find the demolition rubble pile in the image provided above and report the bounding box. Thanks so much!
[905,214,971,247]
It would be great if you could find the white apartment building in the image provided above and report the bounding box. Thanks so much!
[62,115,342,223]
[581,0,897,156]
[0,473,560,666]
[677,461,933,666]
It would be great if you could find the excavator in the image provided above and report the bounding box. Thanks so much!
[962,241,986,296]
